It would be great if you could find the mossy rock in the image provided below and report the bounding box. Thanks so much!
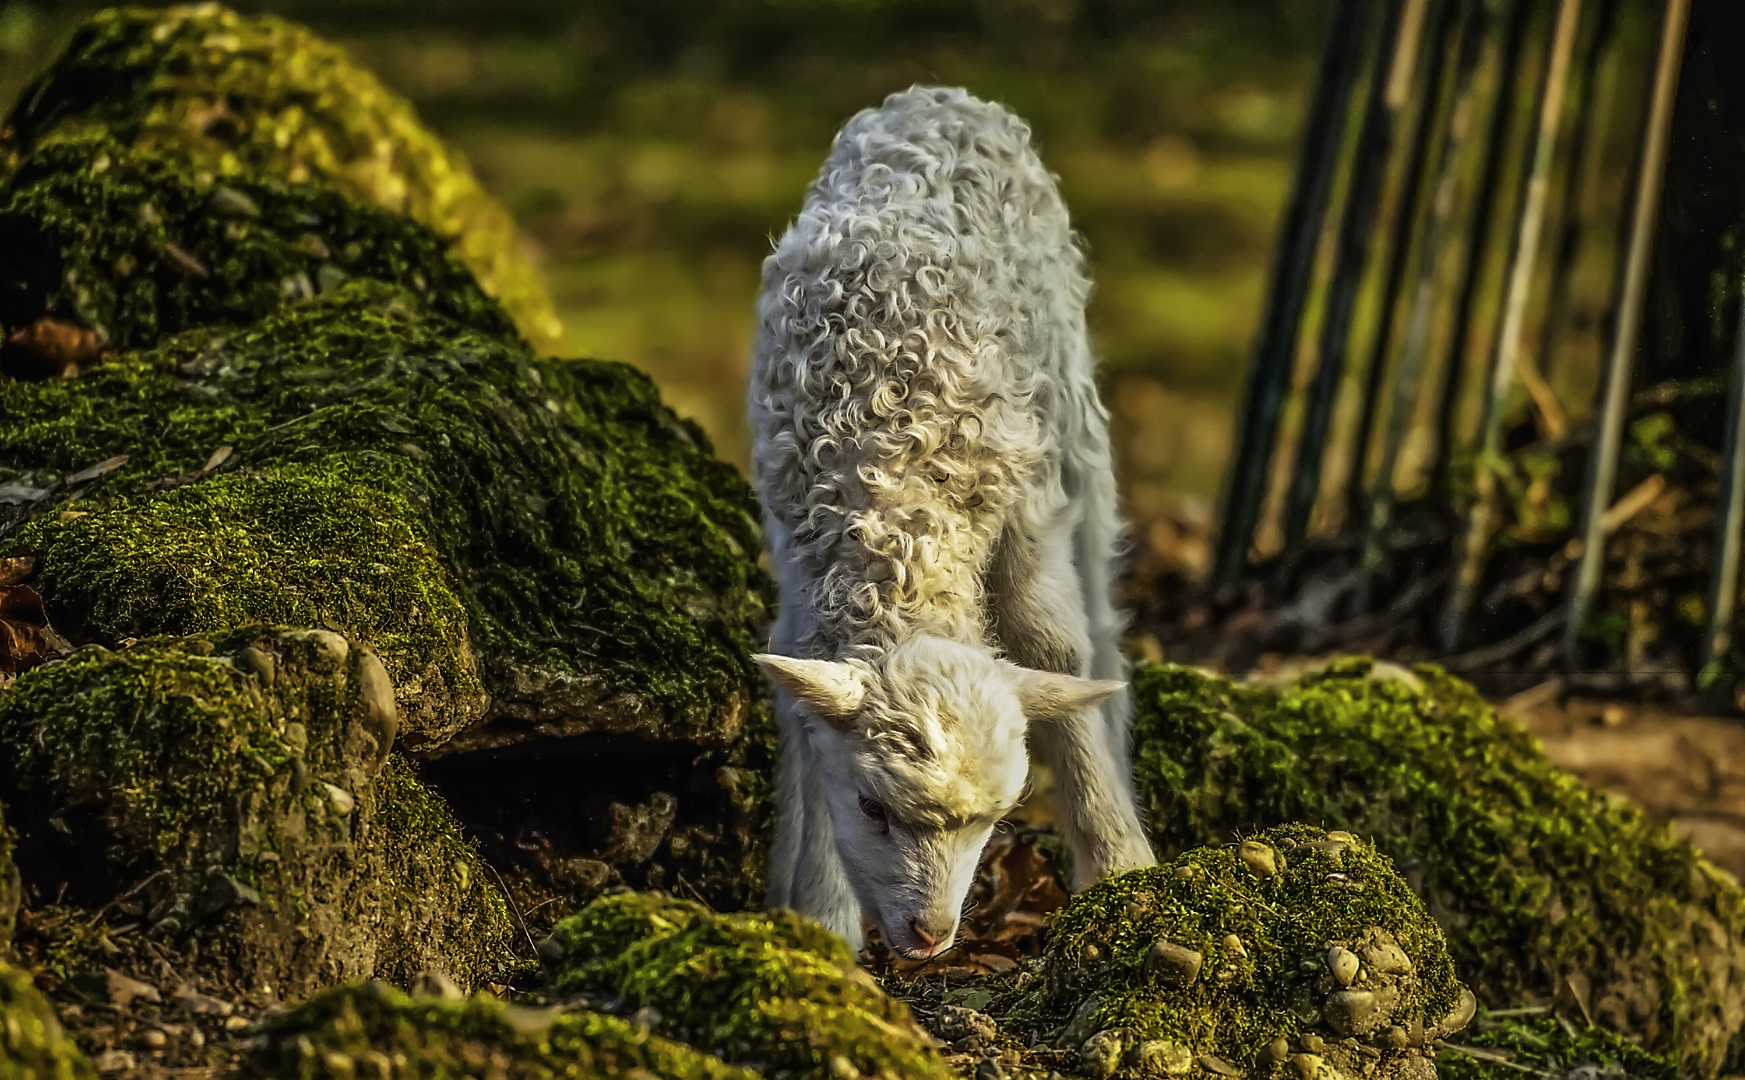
[0,960,95,1080]
[0,281,769,757]
[543,892,955,1080]
[0,133,514,350]
[0,800,16,955]
[245,980,757,1080]
[1437,1011,1678,1080]
[0,628,516,998]
[1017,824,1467,1080]
[1130,658,1745,1075]
[2,3,564,352]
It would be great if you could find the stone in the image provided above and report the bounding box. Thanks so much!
[1078,1030,1125,1079]
[1127,1039,1193,1075]
[1146,939,1203,989]
[1327,945,1360,988]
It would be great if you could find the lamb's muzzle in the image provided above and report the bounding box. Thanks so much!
[748,85,1158,953]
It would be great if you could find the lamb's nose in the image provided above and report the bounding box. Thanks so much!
[909,918,950,950]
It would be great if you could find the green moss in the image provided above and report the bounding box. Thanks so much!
[1130,658,1745,1075]
[375,755,522,990]
[0,960,95,1080]
[1438,1012,1678,1080]
[0,628,515,998]
[246,980,757,1080]
[3,4,564,351]
[0,133,514,347]
[545,892,955,1080]
[0,801,16,955]
[1016,824,1464,1078]
[22,465,484,742]
[1,282,769,750]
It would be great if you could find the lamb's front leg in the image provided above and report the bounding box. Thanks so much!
[768,694,863,942]
[988,518,1155,888]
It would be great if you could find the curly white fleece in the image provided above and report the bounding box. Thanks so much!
[750,85,1110,658]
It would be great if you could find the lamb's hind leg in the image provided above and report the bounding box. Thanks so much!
[988,517,1155,889]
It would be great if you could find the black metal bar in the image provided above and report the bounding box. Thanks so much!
[1441,0,1585,653]
[1430,0,1536,502]
[1534,0,1622,386]
[1564,0,1692,661]
[1354,0,1488,615]
[1703,273,1745,671]
[1273,0,1421,594]
[1210,0,1370,594]
[1344,0,1469,534]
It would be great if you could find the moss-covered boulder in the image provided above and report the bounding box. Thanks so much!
[0,628,516,998]
[1437,1011,1678,1080]
[246,980,757,1080]
[542,892,955,1080]
[0,275,768,748]
[1131,658,1745,1075]
[1012,824,1467,1079]
[0,960,95,1080]
[0,133,515,349]
[3,3,564,351]
[0,800,17,954]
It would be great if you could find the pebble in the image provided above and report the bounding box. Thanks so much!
[1291,1053,1324,1080]
[236,645,276,686]
[1300,1033,1325,1053]
[1077,1030,1125,1079]
[1385,1026,1409,1049]
[1198,1053,1241,1076]
[1327,945,1360,988]
[1059,994,1103,1049]
[1326,831,1356,844]
[141,1030,167,1050]
[1431,988,1478,1038]
[1238,840,1278,878]
[1128,1039,1193,1075]
[935,1005,998,1047]
[1222,933,1247,958]
[1258,1037,1291,1067]
[1146,940,1203,989]
[975,1056,1007,1080]
[224,1015,252,1032]
[410,970,463,1001]
[1324,989,1382,1038]
[210,185,262,219]
[1360,932,1413,975]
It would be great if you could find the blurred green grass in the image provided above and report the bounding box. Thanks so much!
[1,0,1329,541]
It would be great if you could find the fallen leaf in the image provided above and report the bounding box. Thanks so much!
[0,584,71,673]
[3,316,107,377]
[66,454,128,485]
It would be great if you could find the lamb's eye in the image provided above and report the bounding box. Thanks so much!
[858,794,889,827]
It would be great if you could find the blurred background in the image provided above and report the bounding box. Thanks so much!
[0,0,1334,572]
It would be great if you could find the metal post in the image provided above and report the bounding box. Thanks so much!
[1703,275,1745,672]
[1430,0,1535,501]
[1344,0,1470,535]
[1211,0,1369,594]
[1534,0,1622,385]
[1355,0,1488,615]
[1441,0,1585,652]
[1564,0,1692,661]
[1275,0,1425,594]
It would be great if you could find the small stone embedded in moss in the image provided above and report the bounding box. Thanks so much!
[244,979,757,1080]
[0,628,515,1000]
[1129,658,1745,1076]
[0,133,515,348]
[1023,824,1465,1080]
[0,960,96,1079]
[543,891,956,1080]
[4,3,564,352]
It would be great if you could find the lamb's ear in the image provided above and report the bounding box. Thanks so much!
[752,654,867,727]
[1016,670,1124,723]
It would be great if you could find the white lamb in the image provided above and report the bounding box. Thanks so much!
[748,85,1157,959]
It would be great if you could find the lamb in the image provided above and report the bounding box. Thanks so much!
[748,85,1157,958]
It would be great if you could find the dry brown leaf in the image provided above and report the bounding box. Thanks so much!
[0,584,71,674]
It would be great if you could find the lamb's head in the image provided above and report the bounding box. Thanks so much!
[754,636,1120,959]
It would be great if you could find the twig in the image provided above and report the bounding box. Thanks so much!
[483,860,538,957]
